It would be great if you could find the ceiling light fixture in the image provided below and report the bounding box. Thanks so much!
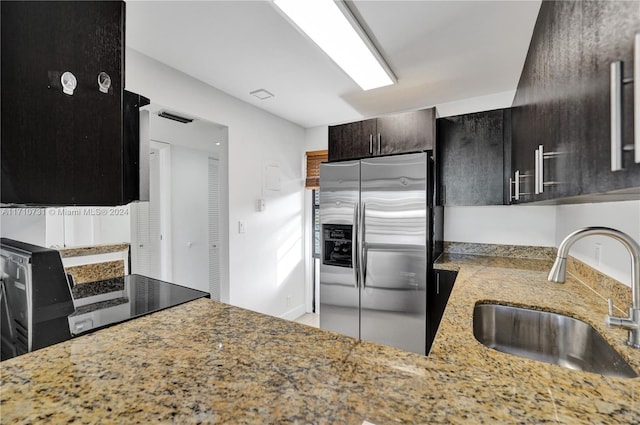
[273,0,396,91]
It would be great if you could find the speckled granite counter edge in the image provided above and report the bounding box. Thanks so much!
[443,241,556,260]
[66,260,125,284]
[58,243,129,258]
[442,241,632,308]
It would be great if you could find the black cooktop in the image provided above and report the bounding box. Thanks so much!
[68,274,209,336]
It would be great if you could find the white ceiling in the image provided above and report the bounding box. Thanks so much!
[126,0,541,129]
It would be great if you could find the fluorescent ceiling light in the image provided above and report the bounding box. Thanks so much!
[273,0,395,91]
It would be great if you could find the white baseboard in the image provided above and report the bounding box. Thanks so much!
[279,303,306,321]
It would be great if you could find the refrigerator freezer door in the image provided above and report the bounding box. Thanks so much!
[319,160,360,339]
[360,153,428,354]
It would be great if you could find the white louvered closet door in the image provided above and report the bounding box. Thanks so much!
[134,201,151,276]
[208,158,221,301]
[135,149,162,279]
[147,149,162,279]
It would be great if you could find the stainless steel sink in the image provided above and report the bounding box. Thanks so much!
[473,303,638,379]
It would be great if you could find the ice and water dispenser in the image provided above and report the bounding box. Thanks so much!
[322,224,353,268]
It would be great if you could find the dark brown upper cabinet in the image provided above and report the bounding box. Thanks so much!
[511,0,640,204]
[1,1,147,206]
[437,109,511,206]
[328,119,376,162]
[328,108,436,162]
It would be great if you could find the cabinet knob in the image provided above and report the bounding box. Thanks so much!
[97,72,111,94]
[60,71,77,95]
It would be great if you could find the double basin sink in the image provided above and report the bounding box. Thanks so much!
[473,303,637,379]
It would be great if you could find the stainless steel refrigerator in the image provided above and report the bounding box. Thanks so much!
[319,152,442,355]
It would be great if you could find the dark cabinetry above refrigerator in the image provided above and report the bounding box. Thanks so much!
[328,108,436,162]
[0,1,149,206]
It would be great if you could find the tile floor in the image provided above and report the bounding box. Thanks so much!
[293,313,319,328]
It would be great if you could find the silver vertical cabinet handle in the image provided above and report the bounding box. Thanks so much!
[635,34,640,164]
[538,145,544,194]
[359,202,367,288]
[534,148,539,194]
[611,61,624,171]
[509,175,520,202]
[534,147,540,194]
[610,34,639,171]
[436,273,440,295]
[377,133,381,155]
[369,134,373,155]
[509,177,513,201]
[352,203,359,288]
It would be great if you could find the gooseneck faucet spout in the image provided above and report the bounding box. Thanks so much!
[548,226,640,348]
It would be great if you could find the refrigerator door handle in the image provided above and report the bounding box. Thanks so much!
[352,203,359,288]
[359,202,367,288]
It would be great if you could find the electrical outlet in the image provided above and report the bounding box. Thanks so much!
[238,221,245,234]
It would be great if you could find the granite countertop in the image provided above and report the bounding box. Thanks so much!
[71,276,125,300]
[2,254,639,424]
[58,243,129,258]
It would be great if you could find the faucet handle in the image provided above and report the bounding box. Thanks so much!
[606,299,615,328]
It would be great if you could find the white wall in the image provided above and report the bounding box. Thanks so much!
[43,207,130,248]
[126,48,306,319]
[304,126,329,152]
[555,201,640,287]
[435,90,516,118]
[444,205,556,247]
[0,211,46,246]
[302,127,327,312]
[149,111,226,155]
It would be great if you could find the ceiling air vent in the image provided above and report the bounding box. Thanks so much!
[158,111,194,124]
[250,89,274,100]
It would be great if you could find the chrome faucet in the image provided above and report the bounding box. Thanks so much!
[548,226,640,348]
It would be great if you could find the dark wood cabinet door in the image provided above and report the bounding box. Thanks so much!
[1,1,125,206]
[328,119,376,162]
[511,0,640,203]
[327,108,435,162]
[427,269,457,354]
[512,1,585,203]
[377,108,435,155]
[437,109,507,206]
[577,1,640,194]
